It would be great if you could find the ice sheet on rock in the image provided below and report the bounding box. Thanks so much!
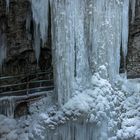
[130,0,136,24]
[0,32,7,70]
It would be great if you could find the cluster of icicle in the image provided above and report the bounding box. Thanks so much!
[29,0,136,106]
[0,97,15,117]
[34,121,108,140]
[30,0,49,63]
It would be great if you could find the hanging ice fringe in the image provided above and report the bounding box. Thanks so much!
[30,0,49,63]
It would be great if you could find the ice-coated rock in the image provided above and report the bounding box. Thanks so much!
[6,130,18,140]
[19,133,29,140]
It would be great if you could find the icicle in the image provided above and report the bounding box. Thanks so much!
[26,10,31,32]
[0,32,6,70]
[73,0,90,88]
[6,0,10,13]
[51,0,75,105]
[33,24,41,64]
[122,0,129,75]
[130,0,136,24]
[31,0,49,43]
[0,97,15,118]
[36,121,108,140]
[30,0,49,63]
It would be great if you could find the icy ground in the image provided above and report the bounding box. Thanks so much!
[0,73,140,140]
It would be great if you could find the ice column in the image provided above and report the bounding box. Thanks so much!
[31,0,49,63]
[90,0,123,82]
[51,0,75,105]
[121,0,129,75]
[73,0,90,88]
[51,0,89,105]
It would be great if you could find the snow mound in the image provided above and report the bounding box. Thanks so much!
[117,92,140,140]
[30,73,121,139]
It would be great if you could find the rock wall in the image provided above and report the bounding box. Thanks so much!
[0,0,52,77]
[127,0,140,77]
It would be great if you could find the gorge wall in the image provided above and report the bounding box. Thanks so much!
[127,0,140,77]
[0,0,52,76]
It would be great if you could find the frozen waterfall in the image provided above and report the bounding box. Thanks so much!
[30,0,130,105]
[1,0,138,140]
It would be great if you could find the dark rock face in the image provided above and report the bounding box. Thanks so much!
[127,0,140,77]
[0,0,52,77]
